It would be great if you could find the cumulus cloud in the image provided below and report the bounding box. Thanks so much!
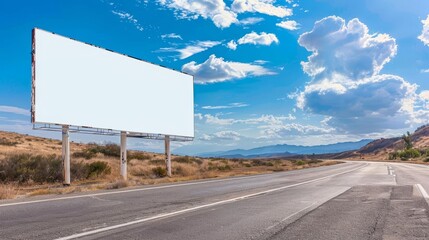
[226,40,237,50]
[238,32,279,46]
[159,40,221,59]
[419,15,429,46]
[299,16,397,79]
[276,20,300,30]
[296,16,418,134]
[231,0,292,18]
[158,0,237,28]
[182,54,275,83]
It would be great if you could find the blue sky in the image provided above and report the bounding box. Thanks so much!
[1,0,429,155]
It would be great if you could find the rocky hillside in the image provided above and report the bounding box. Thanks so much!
[337,125,429,160]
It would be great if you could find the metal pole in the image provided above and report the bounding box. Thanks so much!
[165,135,171,177]
[62,125,70,186]
[120,131,127,180]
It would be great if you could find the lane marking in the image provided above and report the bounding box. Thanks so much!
[0,163,359,208]
[416,184,429,199]
[54,163,368,240]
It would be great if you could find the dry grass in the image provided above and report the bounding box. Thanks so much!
[0,184,19,200]
[0,130,343,199]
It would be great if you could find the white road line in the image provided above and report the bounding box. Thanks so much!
[0,173,288,208]
[416,184,429,199]
[54,163,368,240]
[0,163,359,208]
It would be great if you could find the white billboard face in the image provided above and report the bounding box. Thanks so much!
[32,28,194,138]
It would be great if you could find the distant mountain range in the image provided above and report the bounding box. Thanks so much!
[199,139,373,158]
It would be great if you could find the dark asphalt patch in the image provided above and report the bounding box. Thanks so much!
[269,185,429,240]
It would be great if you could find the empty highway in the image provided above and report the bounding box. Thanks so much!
[1,161,429,240]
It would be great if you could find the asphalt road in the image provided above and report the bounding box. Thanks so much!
[1,161,429,240]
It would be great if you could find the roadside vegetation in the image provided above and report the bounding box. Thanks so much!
[0,131,340,200]
[388,131,428,161]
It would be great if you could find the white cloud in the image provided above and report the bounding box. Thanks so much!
[231,0,292,18]
[259,123,334,139]
[239,17,264,25]
[421,69,429,73]
[202,102,248,109]
[239,114,296,125]
[418,15,429,46]
[159,40,221,59]
[200,131,241,141]
[276,20,300,30]
[161,33,183,40]
[226,40,237,50]
[296,16,419,134]
[112,10,144,31]
[158,0,238,28]
[299,16,397,79]
[0,106,30,116]
[238,32,279,46]
[199,114,296,127]
[194,113,204,120]
[182,54,275,84]
[204,114,235,125]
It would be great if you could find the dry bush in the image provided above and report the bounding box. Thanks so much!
[172,163,198,177]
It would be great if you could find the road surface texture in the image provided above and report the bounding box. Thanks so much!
[1,161,429,239]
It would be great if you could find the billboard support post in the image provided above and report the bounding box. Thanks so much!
[120,131,127,180]
[165,136,171,177]
[62,125,71,186]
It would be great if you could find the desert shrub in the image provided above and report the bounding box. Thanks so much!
[96,144,120,157]
[0,154,62,183]
[217,164,232,171]
[244,163,252,167]
[265,162,274,167]
[128,152,151,160]
[0,154,113,184]
[152,167,167,177]
[149,159,164,165]
[0,137,18,146]
[193,159,203,165]
[70,161,89,181]
[175,156,193,164]
[72,150,96,160]
[173,164,198,176]
[388,152,399,160]
[72,143,121,159]
[399,149,421,160]
[87,161,111,178]
[424,157,429,163]
[307,159,322,164]
[250,159,275,167]
[295,160,306,166]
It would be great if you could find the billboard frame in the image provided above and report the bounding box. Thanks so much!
[31,28,194,184]
[31,28,194,141]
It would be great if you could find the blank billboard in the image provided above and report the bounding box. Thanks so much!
[32,28,194,138]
